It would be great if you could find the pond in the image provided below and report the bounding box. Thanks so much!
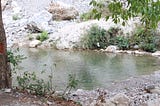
[13,48,160,90]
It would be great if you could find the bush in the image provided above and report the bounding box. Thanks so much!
[17,71,53,96]
[80,7,111,21]
[82,25,108,49]
[36,31,48,42]
[80,11,94,21]
[12,14,21,20]
[140,43,156,52]
[82,26,124,49]
[130,27,158,52]
[111,36,130,50]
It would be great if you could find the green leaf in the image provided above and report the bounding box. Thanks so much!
[105,16,110,21]
[122,21,125,26]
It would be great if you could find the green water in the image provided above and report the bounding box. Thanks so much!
[13,48,160,90]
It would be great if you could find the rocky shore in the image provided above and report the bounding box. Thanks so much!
[68,71,160,106]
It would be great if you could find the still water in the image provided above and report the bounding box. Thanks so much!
[13,48,160,90]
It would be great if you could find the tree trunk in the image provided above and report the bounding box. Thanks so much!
[0,0,11,89]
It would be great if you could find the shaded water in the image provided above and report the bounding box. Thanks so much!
[14,48,160,90]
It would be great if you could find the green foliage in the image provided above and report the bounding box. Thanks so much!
[140,43,156,53]
[82,25,108,49]
[89,0,109,20]
[7,49,26,70]
[80,5,110,21]
[111,36,130,50]
[17,71,36,90]
[63,74,79,95]
[89,0,160,52]
[28,34,34,41]
[82,26,124,49]
[17,71,53,96]
[90,0,160,29]
[12,14,21,20]
[36,31,48,42]
[80,11,94,21]
[68,74,79,89]
[130,27,157,52]
[82,25,159,52]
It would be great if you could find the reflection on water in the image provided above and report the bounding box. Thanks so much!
[13,48,160,90]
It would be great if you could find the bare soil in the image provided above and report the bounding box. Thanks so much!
[0,90,80,106]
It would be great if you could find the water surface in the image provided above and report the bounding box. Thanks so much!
[14,48,160,90]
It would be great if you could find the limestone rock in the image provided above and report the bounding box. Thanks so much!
[27,10,52,32]
[110,93,130,106]
[105,100,116,106]
[150,87,160,94]
[147,98,160,106]
[29,40,41,48]
[133,45,139,50]
[105,45,119,53]
[4,88,11,93]
[48,1,79,20]
[152,51,160,56]
[93,100,116,106]
[1,0,11,11]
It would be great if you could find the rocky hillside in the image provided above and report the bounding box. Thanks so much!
[2,0,145,49]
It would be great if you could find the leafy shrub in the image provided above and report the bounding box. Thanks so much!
[107,27,122,37]
[140,43,156,52]
[80,3,111,21]
[130,27,158,52]
[7,49,26,71]
[111,36,130,50]
[82,25,108,49]
[17,71,53,96]
[36,31,48,42]
[63,74,79,95]
[80,11,94,21]
[12,14,20,20]
[82,26,124,50]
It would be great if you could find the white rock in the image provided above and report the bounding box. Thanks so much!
[134,50,148,55]
[152,51,160,56]
[126,50,134,54]
[12,1,22,14]
[110,93,130,106]
[133,45,139,50]
[47,101,52,105]
[147,98,160,106]
[48,1,79,20]
[150,87,160,94]
[73,89,84,96]
[91,100,116,106]
[105,45,119,53]
[105,100,116,106]
[27,10,52,32]
[4,88,11,93]
[29,40,41,48]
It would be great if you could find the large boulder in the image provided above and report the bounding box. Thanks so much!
[48,1,79,20]
[105,45,119,53]
[152,51,160,57]
[147,98,160,106]
[29,40,41,48]
[110,93,130,106]
[27,10,52,32]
